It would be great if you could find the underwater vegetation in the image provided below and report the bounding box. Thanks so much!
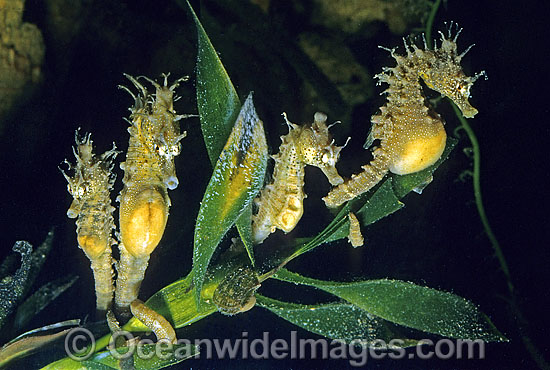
[1,0,546,369]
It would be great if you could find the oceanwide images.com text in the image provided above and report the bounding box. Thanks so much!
[65,328,486,366]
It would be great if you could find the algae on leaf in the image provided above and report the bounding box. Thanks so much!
[0,241,33,328]
[257,295,422,347]
[273,269,506,342]
[193,94,268,305]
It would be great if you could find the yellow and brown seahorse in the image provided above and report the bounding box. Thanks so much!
[323,26,485,208]
[252,112,344,244]
[61,131,118,312]
[115,73,190,316]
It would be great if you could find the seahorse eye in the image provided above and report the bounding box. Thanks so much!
[321,152,329,164]
[75,184,87,198]
[170,144,180,156]
[458,82,469,97]
[157,144,166,156]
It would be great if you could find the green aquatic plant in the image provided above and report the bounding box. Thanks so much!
[0,2,510,369]
[0,231,78,367]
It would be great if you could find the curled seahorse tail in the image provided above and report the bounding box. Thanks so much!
[89,252,115,313]
[130,299,177,343]
[323,151,391,208]
[114,244,150,320]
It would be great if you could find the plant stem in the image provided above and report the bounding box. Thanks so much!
[425,0,441,47]
[450,104,513,292]
[425,0,548,366]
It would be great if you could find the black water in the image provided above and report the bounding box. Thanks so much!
[0,0,548,369]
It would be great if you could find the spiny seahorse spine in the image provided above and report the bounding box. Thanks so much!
[61,131,118,312]
[252,112,344,244]
[324,25,484,208]
[115,73,190,316]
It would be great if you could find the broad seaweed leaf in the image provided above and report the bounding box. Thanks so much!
[192,94,267,305]
[186,0,241,165]
[256,295,422,347]
[41,342,198,370]
[188,0,260,266]
[273,269,506,341]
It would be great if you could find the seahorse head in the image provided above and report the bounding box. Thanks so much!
[156,129,186,190]
[60,132,96,218]
[417,30,485,119]
[296,112,344,185]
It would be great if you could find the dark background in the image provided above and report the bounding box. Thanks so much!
[0,0,548,368]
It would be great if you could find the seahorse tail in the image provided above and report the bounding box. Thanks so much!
[114,243,150,319]
[89,252,115,313]
[130,299,177,343]
[323,151,391,208]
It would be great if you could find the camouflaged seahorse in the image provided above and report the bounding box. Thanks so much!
[323,26,485,208]
[61,131,118,312]
[252,112,344,244]
[115,73,190,315]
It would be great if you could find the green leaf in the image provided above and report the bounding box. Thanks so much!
[192,94,268,305]
[42,342,198,370]
[283,178,402,261]
[186,0,241,165]
[256,295,422,347]
[279,137,457,263]
[122,272,217,334]
[188,0,260,266]
[14,275,78,331]
[0,241,33,328]
[0,328,73,368]
[286,203,350,261]
[324,179,403,246]
[392,137,458,198]
[235,204,255,265]
[356,179,403,226]
[273,269,506,341]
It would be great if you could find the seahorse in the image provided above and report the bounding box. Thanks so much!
[323,26,485,208]
[252,112,344,244]
[61,131,118,312]
[115,73,190,317]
